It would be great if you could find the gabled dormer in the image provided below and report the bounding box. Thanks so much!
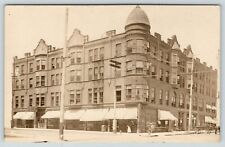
[33,39,48,56]
[67,29,85,48]
[171,35,180,50]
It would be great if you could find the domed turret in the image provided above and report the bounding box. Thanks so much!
[125,6,150,33]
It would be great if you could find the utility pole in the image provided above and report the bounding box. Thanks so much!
[59,7,68,141]
[188,55,194,132]
[109,59,121,134]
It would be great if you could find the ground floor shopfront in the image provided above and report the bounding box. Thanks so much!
[12,103,217,132]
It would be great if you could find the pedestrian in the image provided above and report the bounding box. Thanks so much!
[127,125,131,133]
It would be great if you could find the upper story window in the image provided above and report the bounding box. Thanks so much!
[76,90,81,104]
[21,96,24,108]
[51,58,55,69]
[89,49,93,62]
[56,57,60,68]
[136,61,144,74]
[165,91,169,106]
[165,71,169,83]
[29,63,33,73]
[41,60,46,70]
[88,68,93,80]
[179,94,184,108]
[150,88,156,104]
[21,79,25,89]
[70,52,75,65]
[40,93,45,106]
[69,90,75,104]
[36,60,40,70]
[16,80,19,89]
[99,87,104,103]
[94,67,98,80]
[165,52,170,64]
[159,69,163,81]
[159,89,163,105]
[51,74,55,85]
[115,43,122,57]
[77,52,81,63]
[100,66,104,79]
[41,76,45,86]
[36,76,40,87]
[126,61,133,74]
[94,48,98,61]
[100,47,104,59]
[159,50,163,62]
[88,89,92,104]
[21,65,25,74]
[29,95,33,107]
[29,78,33,88]
[136,39,145,53]
[70,70,75,82]
[56,74,60,85]
[76,70,81,81]
[15,66,19,76]
[116,86,122,102]
[151,65,156,78]
[125,85,132,100]
[172,53,178,67]
[171,92,177,107]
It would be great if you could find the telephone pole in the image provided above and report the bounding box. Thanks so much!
[59,7,68,141]
[188,55,194,132]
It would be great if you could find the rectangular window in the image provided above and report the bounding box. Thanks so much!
[151,66,156,78]
[41,76,45,86]
[15,66,20,76]
[115,43,122,57]
[88,68,93,80]
[76,70,81,81]
[56,58,60,68]
[126,61,133,74]
[36,94,40,106]
[115,68,121,77]
[89,50,93,62]
[172,53,178,67]
[94,48,98,61]
[100,47,104,59]
[56,74,60,85]
[150,88,155,104]
[93,88,98,104]
[100,66,104,79]
[94,67,98,80]
[21,79,25,89]
[70,70,75,82]
[76,90,81,104]
[136,39,144,53]
[99,87,103,103]
[136,61,144,74]
[21,65,25,74]
[51,93,55,107]
[29,95,33,107]
[36,60,40,70]
[29,78,33,88]
[29,63,33,73]
[159,69,163,81]
[15,96,19,108]
[40,93,45,106]
[36,76,40,87]
[165,91,169,106]
[126,85,132,100]
[165,53,170,64]
[70,52,75,65]
[51,58,55,69]
[88,89,92,104]
[41,60,46,70]
[21,96,24,108]
[51,74,55,85]
[77,52,81,63]
[159,50,163,62]
[55,92,60,106]
[69,90,75,104]
[159,89,163,105]
[116,86,121,102]
[165,71,169,83]
[16,80,19,89]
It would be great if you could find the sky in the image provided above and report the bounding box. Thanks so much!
[4,5,220,128]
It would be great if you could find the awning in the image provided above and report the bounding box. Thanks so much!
[205,116,217,124]
[41,111,59,119]
[13,112,35,120]
[104,107,137,120]
[158,110,178,121]
[80,109,109,121]
[64,109,85,120]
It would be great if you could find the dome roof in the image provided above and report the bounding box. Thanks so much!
[125,6,150,26]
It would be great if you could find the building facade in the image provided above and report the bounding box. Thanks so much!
[11,6,217,132]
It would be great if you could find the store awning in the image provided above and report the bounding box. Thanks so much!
[13,112,35,120]
[158,110,178,121]
[41,111,59,119]
[64,109,85,120]
[104,107,137,120]
[80,109,109,121]
[205,116,217,124]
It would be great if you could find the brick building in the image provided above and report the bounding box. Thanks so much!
[11,6,217,132]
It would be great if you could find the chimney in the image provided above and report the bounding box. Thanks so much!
[106,30,116,37]
[210,66,213,69]
[84,35,89,43]
[13,56,18,61]
[203,62,207,66]
[154,32,161,40]
[25,52,31,57]
[196,58,200,62]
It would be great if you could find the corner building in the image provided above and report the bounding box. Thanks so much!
[12,6,217,132]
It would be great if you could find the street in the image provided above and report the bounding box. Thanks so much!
[4,128,220,143]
